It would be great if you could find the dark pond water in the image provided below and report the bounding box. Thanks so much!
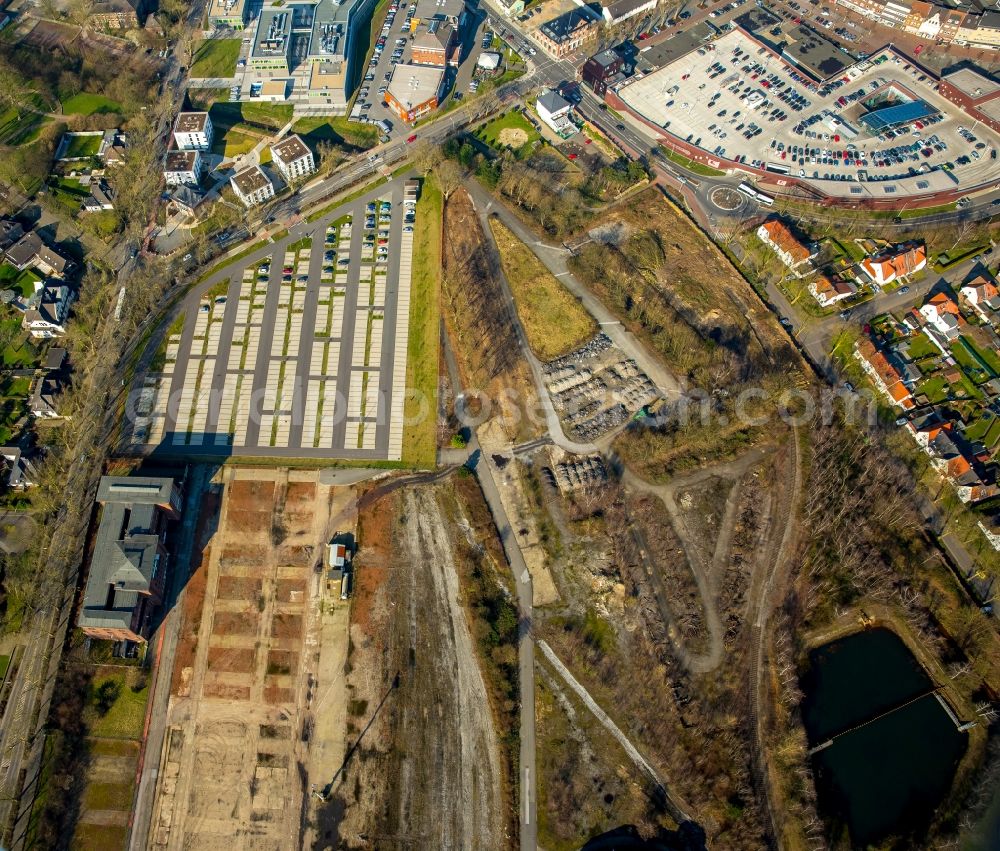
[800,628,966,847]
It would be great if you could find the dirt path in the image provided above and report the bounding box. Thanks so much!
[747,428,804,848]
[617,444,777,674]
[393,487,505,848]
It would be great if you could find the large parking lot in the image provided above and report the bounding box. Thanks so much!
[617,29,1000,199]
[130,176,418,460]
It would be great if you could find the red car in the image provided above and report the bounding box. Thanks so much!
[406,134,417,143]
[568,152,578,159]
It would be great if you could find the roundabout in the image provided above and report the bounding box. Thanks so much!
[709,185,747,213]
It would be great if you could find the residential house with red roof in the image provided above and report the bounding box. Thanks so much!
[918,291,963,339]
[860,242,927,288]
[756,219,816,271]
[808,275,856,307]
[854,338,915,410]
[960,275,1000,325]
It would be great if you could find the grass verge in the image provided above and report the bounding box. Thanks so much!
[657,147,726,177]
[84,668,149,739]
[190,38,241,78]
[487,217,597,360]
[293,115,378,150]
[401,173,442,468]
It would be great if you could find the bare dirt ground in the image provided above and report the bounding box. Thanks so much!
[487,457,560,606]
[530,432,800,849]
[497,128,529,148]
[316,481,510,850]
[149,469,344,851]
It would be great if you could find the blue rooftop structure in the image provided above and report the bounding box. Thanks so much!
[860,100,938,132]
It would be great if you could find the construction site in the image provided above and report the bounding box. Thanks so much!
[311,474,516,849]
[140,458,518,851]
[147,469,356,850]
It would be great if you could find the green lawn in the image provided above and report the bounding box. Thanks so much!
[61,93,123,116]
[85,670,150,739]
[0,319,39,368]
[475,109,540,150]
[2,377,31,397]
[965,413,1000,447]
[827,236,866,262]
[292,115,378,150]
[53,176,88,195]
[213,128,257,158]
[11,270,39,299]
[0,654,9,682]
[402,173,442,468]
[952,338,994,383]
[209,101,295,157]
[61,133,103,159]
[898,201,957,219]
[964,336,1000,376]
[82,780,134,811]
[906,333,939,361]
[0,108,49,146]
[0,397,27,444]
[190,38,241,78]
[917,375,950,404]
[0,263,19,286]
[210,101,292,133]
[658,147,726,176]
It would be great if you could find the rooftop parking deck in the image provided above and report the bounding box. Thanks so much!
[615,30,1000,200]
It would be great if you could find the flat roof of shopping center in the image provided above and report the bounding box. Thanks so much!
[614,29,1000,199]
[860,99,937,132]
[943,67,1000,100]
[387,63,443,108]
[780,23,852,82]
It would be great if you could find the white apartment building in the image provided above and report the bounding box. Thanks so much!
[270,135,316,183]
[172,112,214,151]
[163,150,203,186]
[231,164,275,207]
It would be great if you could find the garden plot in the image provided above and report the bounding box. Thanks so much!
[150,470,347,851]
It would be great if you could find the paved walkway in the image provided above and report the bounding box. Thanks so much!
[538,639,691,824]
[462,179,685,403]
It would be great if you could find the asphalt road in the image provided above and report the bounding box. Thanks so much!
[439,332,539,851]
[128,465,211,851]
[0,3,208,846]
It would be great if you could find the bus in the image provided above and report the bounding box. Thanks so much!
[738,182,775,206]
[764,161,790,174]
